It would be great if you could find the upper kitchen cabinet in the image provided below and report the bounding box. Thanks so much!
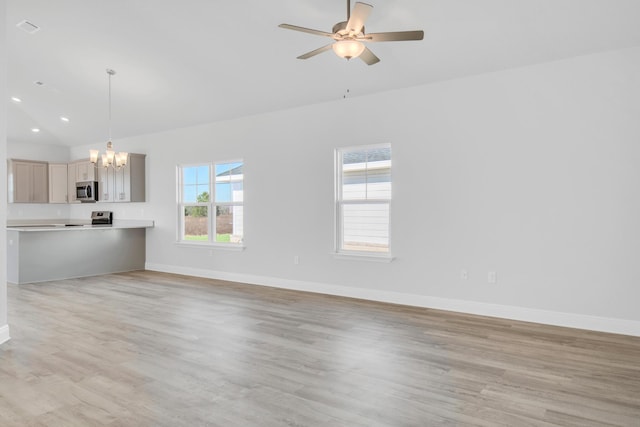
[67,162,78,203]
[48,163,68,203]
[8,159,49,203]
[67,159,97,203]
[73,159,97,182]
[98,153,146,202]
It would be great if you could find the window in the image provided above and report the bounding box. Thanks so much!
[178,160,244,245]
[335,144,391,255]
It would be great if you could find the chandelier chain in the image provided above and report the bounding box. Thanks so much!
[107,69,115,143]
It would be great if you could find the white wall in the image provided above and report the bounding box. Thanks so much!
[35,47,640,335]
[8,141,70,162]
[1,0,10,344]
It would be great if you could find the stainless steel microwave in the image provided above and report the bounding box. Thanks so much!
[76,181,98,202]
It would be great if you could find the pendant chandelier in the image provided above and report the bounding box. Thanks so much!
[89,69,128,169]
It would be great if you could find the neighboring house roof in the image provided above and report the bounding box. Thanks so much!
[343,148,391,164]
[217,165,243,176]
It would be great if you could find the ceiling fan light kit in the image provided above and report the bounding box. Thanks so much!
[332,39,365,59]
[279,0,424,65]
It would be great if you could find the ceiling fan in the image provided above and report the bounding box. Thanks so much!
[279,0,424,65]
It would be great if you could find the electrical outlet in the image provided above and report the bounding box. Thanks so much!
[488,271,497,284]
[294,255,300,265]
[460,269,468,280]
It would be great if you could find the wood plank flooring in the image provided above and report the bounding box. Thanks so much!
[1,271,639,426]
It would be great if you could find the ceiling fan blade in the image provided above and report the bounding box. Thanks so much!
[358,47,380,65]
[346,2,373,34]
[297,44,334,60]
[364,30,424,42]
[278,24,334,38]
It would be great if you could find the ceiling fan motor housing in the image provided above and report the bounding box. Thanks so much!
[332,21,364,38]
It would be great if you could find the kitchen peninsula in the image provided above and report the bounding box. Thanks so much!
[7,215,153,284]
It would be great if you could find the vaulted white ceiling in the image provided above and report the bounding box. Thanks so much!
[7,0,640,146]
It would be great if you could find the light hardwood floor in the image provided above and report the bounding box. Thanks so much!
[1,271,639,426]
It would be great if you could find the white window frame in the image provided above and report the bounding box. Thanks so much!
[176,160,244,249]
[335,143,393,261]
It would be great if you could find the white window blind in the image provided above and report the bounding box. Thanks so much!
[336,144,391,254]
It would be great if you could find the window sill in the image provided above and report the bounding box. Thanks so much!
[332,252,395,263]
[175,241,245,252]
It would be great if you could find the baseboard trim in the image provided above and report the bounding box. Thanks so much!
[0,325,10,345]
[145,262,640,337]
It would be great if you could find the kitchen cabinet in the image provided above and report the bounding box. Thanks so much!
[98,164,114,202]
[68,159,96,203]
[48,163,68,203]
[74,159,96,182]
[67,162,78,203]
[98,153,146,202]
[8,159,48,203]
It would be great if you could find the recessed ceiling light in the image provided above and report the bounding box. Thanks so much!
[31,128,40,133]
[11,96,22,102]
[60,116,70,122]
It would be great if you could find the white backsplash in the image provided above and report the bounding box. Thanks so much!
[7,203,71,220]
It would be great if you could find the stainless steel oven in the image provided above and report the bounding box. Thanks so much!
[76,181,98,202]
[91,210,113,226]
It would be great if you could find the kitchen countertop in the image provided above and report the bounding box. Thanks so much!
[7,219,154,231]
